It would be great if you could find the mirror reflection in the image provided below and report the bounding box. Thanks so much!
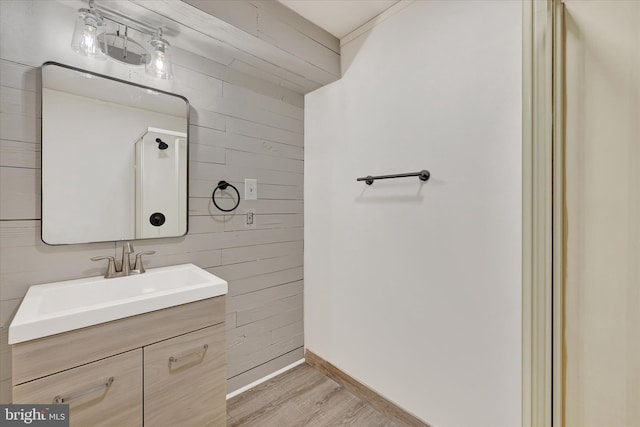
[41,62,189,244]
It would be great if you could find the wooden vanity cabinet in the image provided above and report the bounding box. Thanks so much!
[11,296,226,427]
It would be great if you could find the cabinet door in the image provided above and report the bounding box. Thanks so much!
[144,324,226,427]
[13,349,142,427]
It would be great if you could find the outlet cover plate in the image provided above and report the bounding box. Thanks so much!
[244,209,255,228]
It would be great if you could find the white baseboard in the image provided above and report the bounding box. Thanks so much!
[226,358,306,400]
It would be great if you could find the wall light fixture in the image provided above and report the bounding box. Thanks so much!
[145,29,173,80]
[70,1,107,59]
[71,0,173,79]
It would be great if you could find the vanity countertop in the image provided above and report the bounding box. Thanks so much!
[8,263,227,344]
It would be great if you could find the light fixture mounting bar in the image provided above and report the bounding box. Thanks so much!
[94,2,161,36]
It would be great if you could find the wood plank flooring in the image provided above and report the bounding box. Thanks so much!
[227,363,409,426]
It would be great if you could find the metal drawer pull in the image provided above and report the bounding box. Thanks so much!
[53,377,114,404]
[169,344,208,365]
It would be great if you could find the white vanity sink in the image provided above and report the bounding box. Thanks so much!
[8,263,227,344]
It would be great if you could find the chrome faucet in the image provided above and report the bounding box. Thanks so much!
[91,241,156,278]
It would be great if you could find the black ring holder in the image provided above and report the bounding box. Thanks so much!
[211,180,240,212]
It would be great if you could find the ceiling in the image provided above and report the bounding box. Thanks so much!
[277,0,399,39]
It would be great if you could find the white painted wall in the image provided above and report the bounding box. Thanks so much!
[304,2,522,426]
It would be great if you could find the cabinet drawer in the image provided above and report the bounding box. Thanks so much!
[144,325,226,427]
[13,296,225,385]
[13,349,142,427]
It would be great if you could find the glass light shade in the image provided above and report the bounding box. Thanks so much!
[71,8,107,59]
[145,34,172,79]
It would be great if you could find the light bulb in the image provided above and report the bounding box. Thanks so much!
[80,24,98,56]
[154,51,165,72]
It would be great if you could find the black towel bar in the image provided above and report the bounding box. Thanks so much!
[357,170,430,185]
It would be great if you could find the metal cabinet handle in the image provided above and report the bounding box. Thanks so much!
[53,377,114,404]
[169,344,208,365]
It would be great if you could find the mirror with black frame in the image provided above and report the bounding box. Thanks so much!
[41,62,189,244]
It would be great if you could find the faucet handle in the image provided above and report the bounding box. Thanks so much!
[133,251,156,273]
[91,256,117,278]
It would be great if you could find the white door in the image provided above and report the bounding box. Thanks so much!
[563,1,640,426]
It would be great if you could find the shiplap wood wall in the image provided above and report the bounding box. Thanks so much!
[0,0,339,402]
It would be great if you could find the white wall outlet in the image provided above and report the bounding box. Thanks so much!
[244,179,258,200]
[245,209,255,227]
